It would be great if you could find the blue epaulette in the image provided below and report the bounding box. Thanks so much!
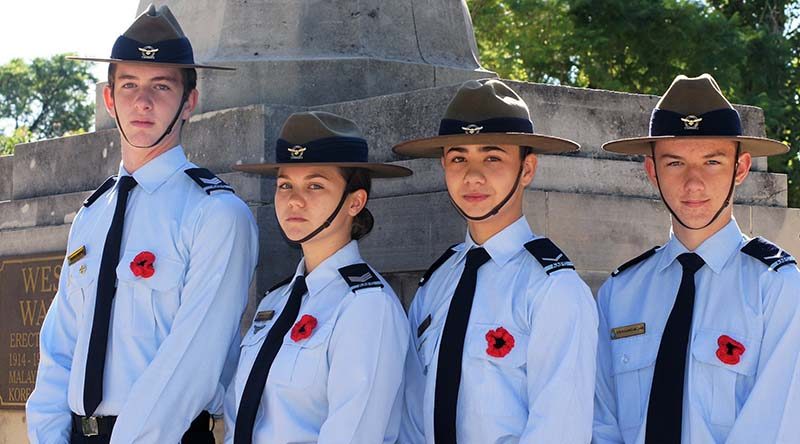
[264,275,293,296]
[611,247,660,277]
[418,244,459,287]
[524,238,575,275]
[741,237,797,272]
[184,168,235,195]
[339,263,384,292]
[83,176,117,207]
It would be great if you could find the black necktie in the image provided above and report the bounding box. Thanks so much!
[645,252,705,444]
[434,247,491,444]
[83,175,137,416]
[234,276,307,444]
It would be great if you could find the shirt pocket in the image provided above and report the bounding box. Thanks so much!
[115,250,184,339]
[691,328,758,428]
[416,323,442,376]
[236,326,271,390]
[269,322,334,390]
[465,323,528,416]
[66,257,99,324]
[610,334,659,431]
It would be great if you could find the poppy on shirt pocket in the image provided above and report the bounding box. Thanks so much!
[269,322,334,389]
[115,250,184,339]
[610,333,659,431]
[691,329,758,428]
[465,323,528,416]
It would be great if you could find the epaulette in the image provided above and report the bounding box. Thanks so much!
[339,263,384,292]
[741,237,797,272]
[611,246,660,277]
[418,244,459,287]
[524,238,575,275]
[184,168,235,195]
[265,275,293,296]
[83,176,117,207]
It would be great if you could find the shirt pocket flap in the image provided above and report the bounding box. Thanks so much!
[610,335,658,376]
[116,250,184,292]
[691,329,757,376]
[68,256,99,288]
[241,323,270,347]
[466,323,528,368]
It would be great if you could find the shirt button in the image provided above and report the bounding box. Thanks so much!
[621,354,629,364]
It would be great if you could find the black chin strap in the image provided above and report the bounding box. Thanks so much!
[651,142,740,231]
[112,87,189,149]
[449,158,526,221]
[283,175,355,244]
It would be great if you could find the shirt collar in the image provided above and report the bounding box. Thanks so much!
[294,240,363,297]
[453,216,534,267]
[657,218,745,274]
[118,145,188,194]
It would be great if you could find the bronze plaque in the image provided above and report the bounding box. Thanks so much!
[0,253,64,409]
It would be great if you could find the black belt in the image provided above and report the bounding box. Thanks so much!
[71,410,213,438]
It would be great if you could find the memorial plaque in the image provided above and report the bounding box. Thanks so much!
[0,253,64,409]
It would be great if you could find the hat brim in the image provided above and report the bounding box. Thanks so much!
[602,135,789,157]
[66,56,236,71]
[392,133,579,158]
[232,162,412,178]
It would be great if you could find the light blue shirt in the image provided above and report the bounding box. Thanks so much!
[593,219,800,444]
[26,146,259,444]
[402,217,599,444]
[223,240,410,444]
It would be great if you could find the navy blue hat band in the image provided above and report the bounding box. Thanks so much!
[111,35,196,65]
[439,117,534,136]
[276,137,369,164]
[649,108,742,137]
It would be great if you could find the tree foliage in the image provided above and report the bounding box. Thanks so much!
[0,54,96,155]
[469,0,800,207]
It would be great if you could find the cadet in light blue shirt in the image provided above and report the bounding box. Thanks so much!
[594,74,800,444]
[393,79,598,443]
[27,6,258,444]
[225,111,413,444]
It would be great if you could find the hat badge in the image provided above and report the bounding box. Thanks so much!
[138,46,159,60]
[680,115,703,130]
[288,145,307,160]
[461,124,484,135]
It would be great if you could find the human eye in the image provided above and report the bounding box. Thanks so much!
[277,182,292,190]
[120,82,136,89]
[154,83,171,91]
[308,183,325,190]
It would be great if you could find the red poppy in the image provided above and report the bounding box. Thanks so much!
[485,326,515,358]
[130,251,155,278]
[716,335,745,365]
[291,314,318,342]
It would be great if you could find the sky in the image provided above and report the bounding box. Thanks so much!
[0,0,141,80]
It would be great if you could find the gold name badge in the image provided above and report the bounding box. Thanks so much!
[67,246,87,265]
[255,310,275,323]
[611,322,646,340]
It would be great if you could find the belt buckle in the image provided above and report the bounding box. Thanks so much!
[80,416,99,437]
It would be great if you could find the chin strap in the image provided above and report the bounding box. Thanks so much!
[283,175,356,244]
[449,154,527,221]
[112,87,189,149]
[651,142,740,231]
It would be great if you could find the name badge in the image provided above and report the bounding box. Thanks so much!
[611,322,646,340]
[68,245,87,265]
[417,314,432,338]
[255,310,275,323]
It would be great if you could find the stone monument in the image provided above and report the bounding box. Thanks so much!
[1,1,798,441]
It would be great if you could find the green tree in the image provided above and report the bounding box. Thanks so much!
[469,0,800,206]
[0,54,96,155]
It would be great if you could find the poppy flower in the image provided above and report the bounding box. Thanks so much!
[291,314,318,342]
[130,251,155,278]
[716,335,745,365]
[485,326,515,358]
